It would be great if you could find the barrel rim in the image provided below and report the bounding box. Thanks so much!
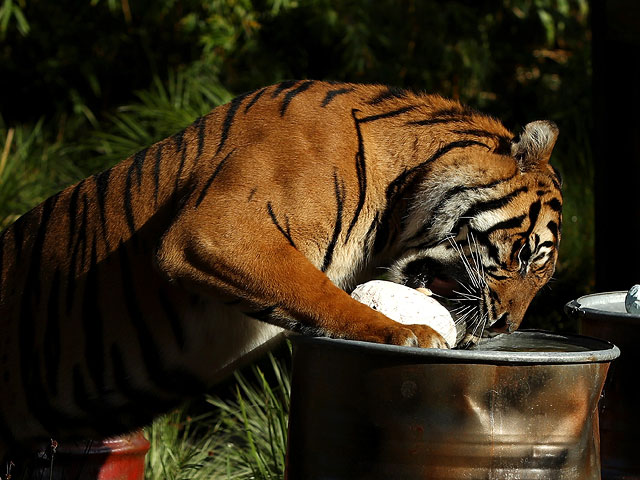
[565,290,639,323]
[289,329,620,364]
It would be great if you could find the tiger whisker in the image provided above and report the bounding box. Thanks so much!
[448,237,479,289]
[467,231,486,289]
[454,308,475,327]
[451,289,481,300]
[470,232,486,287]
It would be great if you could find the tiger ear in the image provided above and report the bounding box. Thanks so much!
[511,120,559,171]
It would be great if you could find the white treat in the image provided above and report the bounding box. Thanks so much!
[351,280,456,348]
[625,284,640,315]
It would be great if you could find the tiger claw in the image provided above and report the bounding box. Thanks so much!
[406,324,450,349]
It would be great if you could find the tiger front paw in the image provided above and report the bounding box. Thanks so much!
[380,324,449,349]
[403,324,450,349]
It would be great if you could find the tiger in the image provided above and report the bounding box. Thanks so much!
[0,80,562,457]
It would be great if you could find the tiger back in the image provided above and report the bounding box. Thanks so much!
[0,80,562,452]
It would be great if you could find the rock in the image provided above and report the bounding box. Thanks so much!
[351,280,457,348]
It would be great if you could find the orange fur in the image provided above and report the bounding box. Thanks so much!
[0,81,561,450]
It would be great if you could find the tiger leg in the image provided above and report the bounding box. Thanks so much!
[155,213,447,349]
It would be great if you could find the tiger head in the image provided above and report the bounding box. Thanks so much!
[389,120,562,346]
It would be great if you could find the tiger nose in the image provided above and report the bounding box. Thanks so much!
[489,313,511,333]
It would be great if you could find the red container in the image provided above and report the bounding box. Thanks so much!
[25,431,149,480]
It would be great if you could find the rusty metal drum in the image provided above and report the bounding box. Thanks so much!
[566,292,640,479]
[285,331,619,480]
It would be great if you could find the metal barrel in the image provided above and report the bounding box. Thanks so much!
[285,331,619,480]
[566,292,640,480]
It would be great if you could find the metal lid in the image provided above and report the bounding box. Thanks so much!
[565,291,639,324]
[291,330,619,364]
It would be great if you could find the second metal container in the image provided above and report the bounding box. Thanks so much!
[566,292,640,479]
[285,331,619,480]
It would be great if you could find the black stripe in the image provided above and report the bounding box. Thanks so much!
[153,144,163,206]
[451,128,507,139]
[118,243,206,394]
[547,220,559,241]
[18,262,96,437]
[44,268,62,395]
[132,148,147,188]
[468,230,502,266]
[359,105,417,124]
[483,214,526,235]
[485,270,508,281]
[489,289,499,319]
[195,149,234,207]
[79,194,89,268]
[67,193,89,313]
[407,117,459,127]
[17,219,51,434]
[266,202,296,248]
[526,200,542,236]
[545,197,562,212]
[364,211,379,254]
[374,140,488,254]
[217,94,249,155]
[452,129,513,151]
[321,172,345,272]
[123,147,149,236]
[195,116,206,160]
[426,140,490,163]
[509,237,525,263]
[124,157,142,236]
[83,238,105,391]
[345,109,367,242]
[118,242,161,380]
[95,169,112,249]
[246,305,277,322]
[432,106,475,117]
[409,176,520,245]
[551,165,563,189]
[67,180,84,252]
[280,80,315,116]
[270,80,298,98]
[11,213,28,262]
[245,87,267,113]
[446,185,528,236]
[28,194,58,302]
[174,129,187,198]
[321,87,354,107]
[368,86,407,105]
[16,195,59,413]
[173,127,185,152]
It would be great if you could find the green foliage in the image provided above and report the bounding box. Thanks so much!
[145,352,290,480]
[0,120,83,228]
[89,69,232,167]
[0,0,29,38]
[145,410,225,480]
[205,352,290,479]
